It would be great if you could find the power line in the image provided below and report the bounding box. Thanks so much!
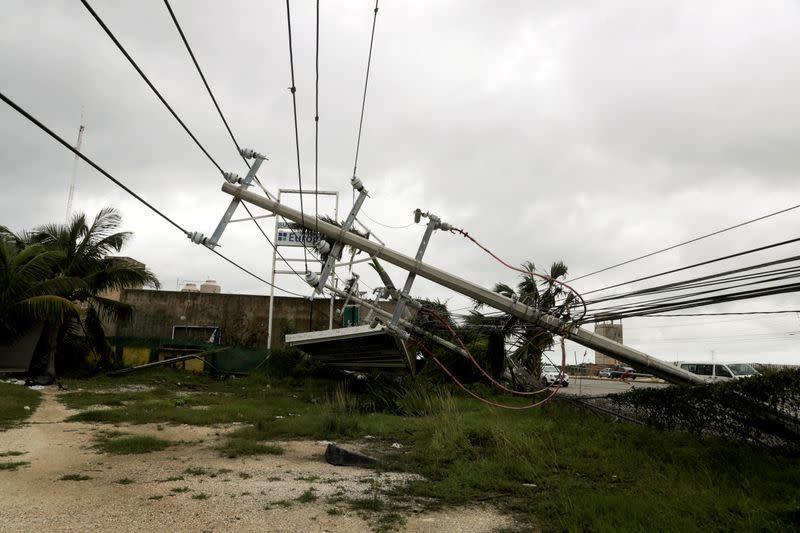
[351,0,380,182]
[571,202,800,282]
[360,210,418,229]
[584,257,800,306]
[0,89,303,298]
[637,310,800,318]
[161,0,305,282]
[583,267,800,318]
[314,0,320,234]
[162,0,248,169]
[584,268,800,318]
[285,0,309,271]
[582,282,800,322]
[583,236,800,296]
[80,0,223,174]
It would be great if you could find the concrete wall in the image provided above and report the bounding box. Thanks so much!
[114,289,390,349]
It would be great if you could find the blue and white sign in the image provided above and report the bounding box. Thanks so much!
[276,222,318,247]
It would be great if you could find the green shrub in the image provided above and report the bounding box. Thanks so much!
[614,369,800,449]
[94,435,171,455]
[217,438,283,458]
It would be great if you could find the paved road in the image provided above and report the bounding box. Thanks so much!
[558,377,670,396]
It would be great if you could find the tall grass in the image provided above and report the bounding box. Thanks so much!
[395,381,454,417]
[320,383,361,437]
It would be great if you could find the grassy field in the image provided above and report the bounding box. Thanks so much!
[59,369,800,532]
[0,381,41,430]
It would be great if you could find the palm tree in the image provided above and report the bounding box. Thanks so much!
[17,208,160,377]
[0,238,80,344]
[472,260,575,385]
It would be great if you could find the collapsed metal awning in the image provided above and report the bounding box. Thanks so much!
[285,325,412,372]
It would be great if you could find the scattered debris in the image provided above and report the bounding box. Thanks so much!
[324,444,378,467]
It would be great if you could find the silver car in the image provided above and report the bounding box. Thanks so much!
[541,365,569,387]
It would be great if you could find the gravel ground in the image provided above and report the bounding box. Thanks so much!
[0,389,512,532]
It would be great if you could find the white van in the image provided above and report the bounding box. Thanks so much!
[677,362,759,382]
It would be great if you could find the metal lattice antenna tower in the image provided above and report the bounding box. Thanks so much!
[65,108,85,222]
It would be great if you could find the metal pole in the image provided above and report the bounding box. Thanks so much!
[65,118,85,222]
[330,192,339,330]
[266,190,281,350]
[389,218,437,330]
[325,283,470,361]
[207,157,264,247]
[221,183,703,385]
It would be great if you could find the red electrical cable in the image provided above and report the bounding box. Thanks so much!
[413,337,567,410]
[423,308,551,396]
[450,229,587,320]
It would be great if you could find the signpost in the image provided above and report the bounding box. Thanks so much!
[267,189,339,350]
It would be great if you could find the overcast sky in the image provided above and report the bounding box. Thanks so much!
[2,1,800,366]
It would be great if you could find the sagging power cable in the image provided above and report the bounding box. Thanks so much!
[413,336,565,410]
[585,270,800,318]
[285,0,309,271]
[643,310,800,317]
[162,0,304,282]
[571,202,800,282]
[162,0,250,170]
[584,257,800,306]
[81,0,223,174]
[582,236,800,297]
[0,89,303,297]
[314,0,320,234]
[583,281,800,322]
[423,308,552,397]
[351,0,380,190]
[449,225,587,321]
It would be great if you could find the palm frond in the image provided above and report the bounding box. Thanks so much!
[14,295,79,322]
[493,282,517,299]
[89,296,134,323]
[85,258,160,293]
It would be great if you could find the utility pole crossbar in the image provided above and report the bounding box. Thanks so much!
[221,182,704,385]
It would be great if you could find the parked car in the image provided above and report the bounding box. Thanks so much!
[677,362,759,383]
[609,366,637,379]
[598,368,613,378]
[541,365,569,387]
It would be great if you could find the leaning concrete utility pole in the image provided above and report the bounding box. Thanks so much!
[221,182,704,386]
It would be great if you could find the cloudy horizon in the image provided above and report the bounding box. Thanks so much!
[2,0,800,366]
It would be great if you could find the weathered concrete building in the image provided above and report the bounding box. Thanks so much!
[594,320,624,366]
[111,289,337,348]
[109,288,392,372]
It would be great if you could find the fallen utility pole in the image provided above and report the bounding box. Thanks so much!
[324,283,471,363]
[221,182,703,386]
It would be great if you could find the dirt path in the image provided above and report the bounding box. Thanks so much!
[0,389,511,532]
